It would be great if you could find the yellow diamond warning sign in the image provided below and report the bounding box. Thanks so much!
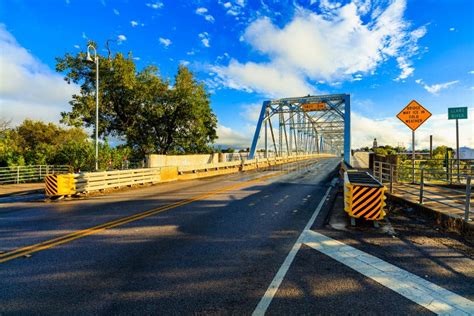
[397,100,432,131]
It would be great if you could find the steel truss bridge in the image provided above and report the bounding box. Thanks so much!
[249,94,351,164]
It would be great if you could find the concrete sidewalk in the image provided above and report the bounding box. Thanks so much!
[0,183,44,197]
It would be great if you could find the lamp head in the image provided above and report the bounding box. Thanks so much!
[86,50,93,62]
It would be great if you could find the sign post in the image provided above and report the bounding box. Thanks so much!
[448,107,468,182]
[397,100,432,183]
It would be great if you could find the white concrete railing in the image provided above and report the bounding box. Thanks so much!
[178,160,242,173]
[68,154,334,194]
[75,168,161,193]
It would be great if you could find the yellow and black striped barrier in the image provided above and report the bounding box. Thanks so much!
[45,174,76,197]
[344,171,386,222]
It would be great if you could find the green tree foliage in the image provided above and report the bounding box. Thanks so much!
[56,44,217,154]
[432,145,454,159]
[0,119,132,171]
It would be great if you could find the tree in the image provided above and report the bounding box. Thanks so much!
[14,120,88,165]
[0,119,135,170]
[56,44,217,155]
[433,145,454,158]
[128,66,217,154]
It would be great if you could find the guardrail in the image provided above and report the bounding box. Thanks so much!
[45,154,334,197]
[373,161,472,221]
[76,168,162,193]
[0,165,71,184]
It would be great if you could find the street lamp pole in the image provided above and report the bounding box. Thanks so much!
[86,45,99,171]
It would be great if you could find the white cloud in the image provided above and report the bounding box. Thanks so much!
[219,0,244,17]
[117,34,127,43]
[113,8,119,15]
[212,59,315,97]
[449,27,455,31]
[240,103,262,122]
[82,32,87,39]
[204,15,215,22]
[133,57,140,61]
[195,7,215,23]
[146,1,163,9]
[130,20,138,27]
[199,32,210,47]
[216,124,252,148]
[0,24,78,124]
[469,70,474,74]
[221,106,474,149]
[222,105,474,150]
[159,37,172,47]
[395,57,414,81]
[352,109,474,149]
[415,79,459,95]
[227,9,239,16]
[73,44,80,49]
[214,0,426,96]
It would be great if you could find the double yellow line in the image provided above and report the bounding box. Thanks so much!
[0,172,282,264]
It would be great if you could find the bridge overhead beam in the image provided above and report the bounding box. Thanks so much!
[249,94,351,163]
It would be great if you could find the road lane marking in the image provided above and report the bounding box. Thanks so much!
[1,159,326,264]
[0,170,288,264]
[303,230,474,315]
[253,172,473,315]
[252,183,333,316]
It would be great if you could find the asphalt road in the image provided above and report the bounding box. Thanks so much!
[2,158,472,315]
[0,158,340,315]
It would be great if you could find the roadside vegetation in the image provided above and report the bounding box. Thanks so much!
[1,41,219,171]
[56,41,217,156]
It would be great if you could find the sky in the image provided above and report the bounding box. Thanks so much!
[0,0,473,150]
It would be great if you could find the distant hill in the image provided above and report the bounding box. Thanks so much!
[456,147,474,159]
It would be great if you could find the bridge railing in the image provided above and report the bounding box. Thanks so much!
[0,165,71,185]
[373,161,472,221]
[46,153,335,196]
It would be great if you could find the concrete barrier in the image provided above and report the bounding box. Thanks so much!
[146,154,220,168]
[47,153,335,197]
[160,166,178,182]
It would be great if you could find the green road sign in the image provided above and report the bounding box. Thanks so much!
[448,107,468,120]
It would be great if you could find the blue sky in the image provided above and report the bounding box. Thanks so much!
[0,0,473,149]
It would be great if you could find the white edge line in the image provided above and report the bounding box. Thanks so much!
[252,184,333,316]
[302,230,474,315]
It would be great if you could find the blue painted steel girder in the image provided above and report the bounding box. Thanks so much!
[248,94,351,164]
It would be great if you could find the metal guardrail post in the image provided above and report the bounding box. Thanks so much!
[16,166,20,184]
[378,161,383,183]
[465,176,472,222]
[39,165,42,180]
[449,160,453,185]
[419,168,424,204]
[389,164,393,194]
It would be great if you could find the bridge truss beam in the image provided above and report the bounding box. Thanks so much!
[249,94,351,164]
